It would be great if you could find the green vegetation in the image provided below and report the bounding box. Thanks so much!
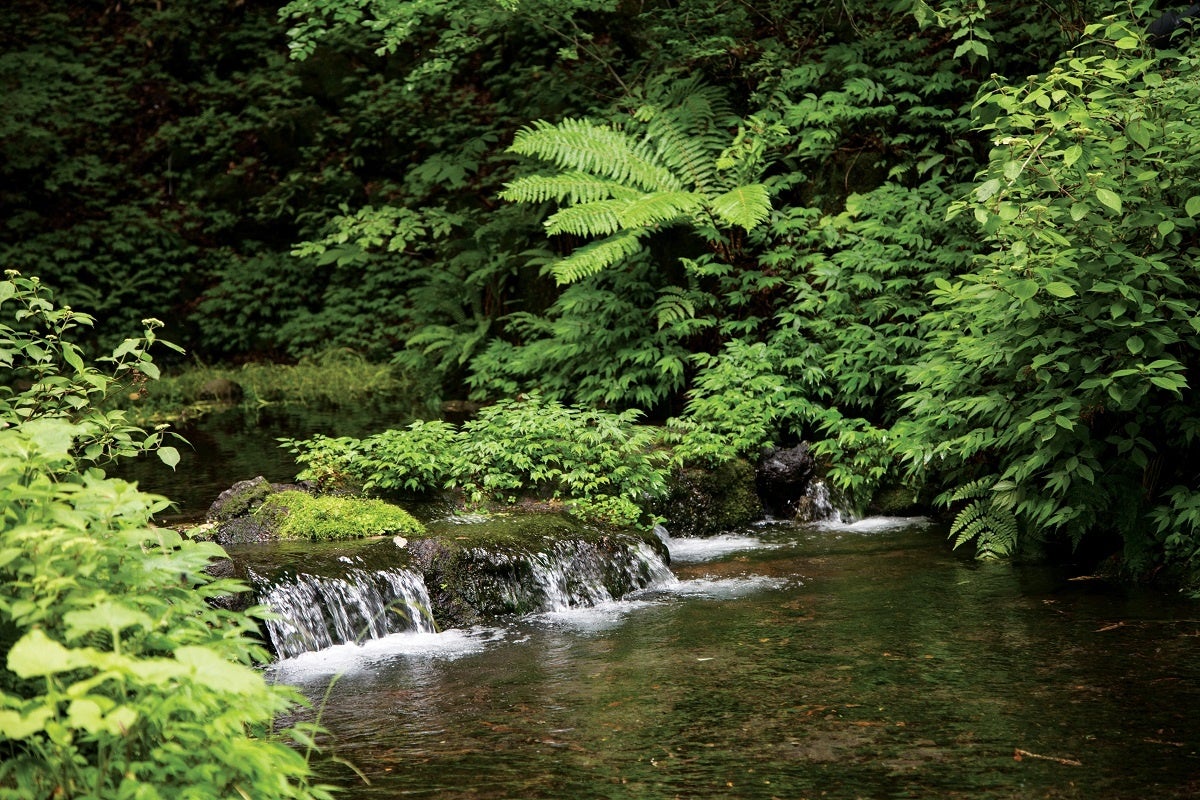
[114,349,418,424]
[258,490,424,540]
[5,0,1200,583]
[0,275,330,799]
[285,393,670,527]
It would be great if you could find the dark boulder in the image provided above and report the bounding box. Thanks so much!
[755,444,816,518]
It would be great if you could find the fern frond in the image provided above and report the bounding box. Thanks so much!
[509,118,682,193]
[652,286,696,329]
[545,199,628,237]
[620,191,704,228]
[500,172,640,205]
[550,230,645,284]
[709,184,772,230]
[949,493,1019,559]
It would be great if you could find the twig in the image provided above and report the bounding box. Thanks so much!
[1014,748,1082,766]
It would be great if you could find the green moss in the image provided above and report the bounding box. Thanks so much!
[656,458,762,536]
[257,490,424,541]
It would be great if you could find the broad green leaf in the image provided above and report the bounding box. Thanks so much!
[1012,279,1039,301]
[1186,196,1200,218]
[1095,187,1122,213]
[975,178,1002,203]
[1063,144,1083,167]
[1126,336,1144,355]
[61,342,86,374]
[1126,120,1152,150]
[23,418,77,458]
[1044,282,1075,298]
[8,629,86,677]
[175,646,264,695]
[64,600,154,640]
[157,446,181,470]
[0,707,54,739]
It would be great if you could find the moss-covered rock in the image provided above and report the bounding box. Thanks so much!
[655,458,762,537]
[406,512,669,628]
[256,490,424,541]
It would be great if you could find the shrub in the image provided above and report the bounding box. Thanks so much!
[284,393,671,527]
[0,273,332,800]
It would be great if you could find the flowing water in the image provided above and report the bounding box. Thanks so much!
[263,518,1200,799]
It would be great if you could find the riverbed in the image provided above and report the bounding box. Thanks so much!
[267,517,1200,798]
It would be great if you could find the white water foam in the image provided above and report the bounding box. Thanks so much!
[533,597,660,632]
[666,575,792,598]
[664,533,775,562]
[269,626,507,680]
[812,515,933,533]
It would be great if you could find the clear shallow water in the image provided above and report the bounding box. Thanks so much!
[270,519,1200,798]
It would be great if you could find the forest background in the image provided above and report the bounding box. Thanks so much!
[4,0,1200,578]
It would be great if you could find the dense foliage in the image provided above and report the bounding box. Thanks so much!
[284,393,669,526]
[0,275,331,799]
[6,0,1200,579]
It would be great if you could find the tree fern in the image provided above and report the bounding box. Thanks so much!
[500,78,772,284]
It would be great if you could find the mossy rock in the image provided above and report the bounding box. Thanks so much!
[866,484,931,517]
[208,476,277,523]
[407,512,668,628]
[255,490,424,541]
[655,458,762,537]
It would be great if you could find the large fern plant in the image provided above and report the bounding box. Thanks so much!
[499,77,773,284]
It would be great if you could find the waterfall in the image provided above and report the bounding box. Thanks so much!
[468,537,676,615]
[247,533,675,658]
[256,567,436,659]
[799,479,843,523]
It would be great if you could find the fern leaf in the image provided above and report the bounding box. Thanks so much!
[550,230,645,284]
[545,200,628,237]
[500,172,640,205]
[619,191,703,228]
[509,118,682,193]
[709,184,772,230]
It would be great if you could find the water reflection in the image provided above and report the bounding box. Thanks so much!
[275,520,1200,799]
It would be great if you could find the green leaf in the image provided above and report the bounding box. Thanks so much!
[61,341,86,374]
[63,600,154,640]
[1063,144,1083,167]
[175,646,269,695]
[1095,187,1122,213]
[1126,336,1144,355]
[8,629,85,677]
[1186,196,1200,218]
[1044,282,1075,298]
[157,446,181,470]
[22,418,77,458]
[975,178,1002,203]
[1012,279,1039,300]
[0,707,55,740]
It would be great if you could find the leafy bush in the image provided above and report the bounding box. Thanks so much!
[257,490,424,541]
[897,19,1200,563]
[0,274,331,799]
[284,394,670,527]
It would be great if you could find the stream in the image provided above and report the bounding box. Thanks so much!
[265,518,1200,799]
[124,411,1200,797]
